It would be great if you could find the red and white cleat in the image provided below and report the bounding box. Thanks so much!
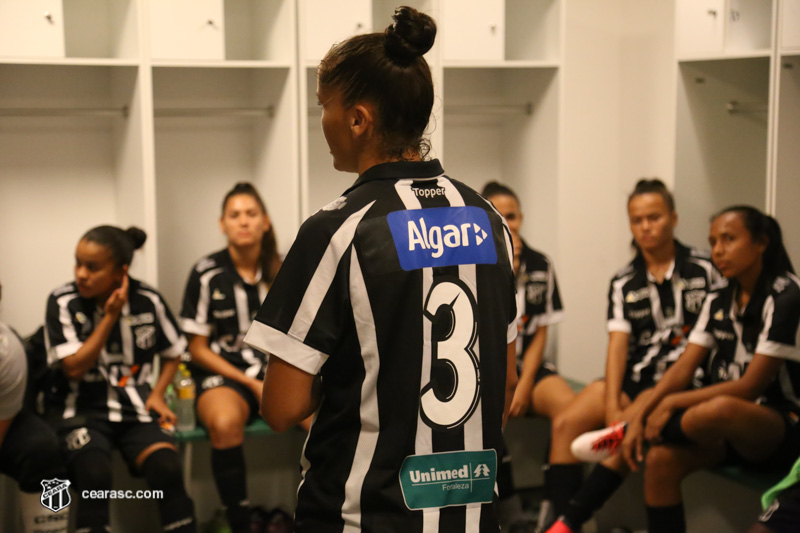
[570,422,627,462]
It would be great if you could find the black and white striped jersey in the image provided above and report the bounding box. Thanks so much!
[516,242,563,360]
[245,160,517,533]
[180,249,268,376]
[607,241,720,388]
[45,278,186,424]
[688,272,800,415]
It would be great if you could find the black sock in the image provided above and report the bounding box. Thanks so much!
[660,410,695,445]
[545,463,584,519]
[211,446,249,532]
[647,503,686,533]
[142,448,196,533]
[561,464,624,528]
[497,447,516,500]
[69,450,112,533]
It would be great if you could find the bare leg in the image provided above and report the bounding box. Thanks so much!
[197,387,251,449]
[531,374,578,421]
[550,381,609,464]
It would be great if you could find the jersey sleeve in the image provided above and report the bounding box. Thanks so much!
[607,276,631,333]
[245,203,373,375]
[0,328,27,420]
[687,292,718,349]
[45,291,83,361]
[180,264,213,337]
[151,292,188,360]
[755,283,800,361]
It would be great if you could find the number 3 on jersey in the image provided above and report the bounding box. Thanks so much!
[420,279,480,430]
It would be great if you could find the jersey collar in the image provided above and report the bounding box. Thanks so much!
[345,159,445,194]
[221,248,262,286]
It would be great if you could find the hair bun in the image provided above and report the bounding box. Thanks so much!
[125,226,147,250]
[384,6,436,65]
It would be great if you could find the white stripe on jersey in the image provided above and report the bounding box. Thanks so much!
[107,385,123,422]
[62,381,79,419]
[289,202,376,342]
[394,179,441,532]
[120,302,134,366]
[233,283,262,376]
[141,290,187,358]
[125,384,152,423]
[53,293,81,359]
[341,248,381,532]
[196,267,225,329]
[608,274,634,333]
[443,180,484,533]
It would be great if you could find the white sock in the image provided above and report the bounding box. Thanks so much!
[20,490,70,533]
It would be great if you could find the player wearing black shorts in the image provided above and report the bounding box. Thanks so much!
[0,315,70,533]
[544,180,718,531]
[482,182,575,529]
[45,226,195,533]
[244,7,519,532]
[595,206,800,533]
[180,182,281,533]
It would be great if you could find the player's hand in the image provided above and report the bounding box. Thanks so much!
[105,274,129,317]
[146,395,177,426]
[248,378,264,403]
[508,385,531,418]
[622,417,646,471]
[644,402,674,444]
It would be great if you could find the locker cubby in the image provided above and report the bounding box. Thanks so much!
[152,66,298,311]
[673,58,770,247]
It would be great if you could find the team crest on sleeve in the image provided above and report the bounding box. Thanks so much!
[40,478,71,512]
[387,206,497,271]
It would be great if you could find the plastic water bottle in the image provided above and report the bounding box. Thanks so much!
[175,364,196,432]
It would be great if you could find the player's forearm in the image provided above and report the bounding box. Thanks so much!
[61,313,118,379]
[518,326,547,385]
[604,331,629,413]
[152,357,180,397]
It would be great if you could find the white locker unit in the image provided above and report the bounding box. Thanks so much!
[782,0,800,51]
[149,0,226,60]
[675,0,725,58]
[300,0,372,63]
[440,0,505,62]
[0,0,65,58]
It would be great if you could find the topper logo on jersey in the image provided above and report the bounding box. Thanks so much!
[387,206,497,271]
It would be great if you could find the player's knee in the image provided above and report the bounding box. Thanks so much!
[143,448,185,492]
[70,450,113,491]
[205,415,245,446]
[645,445,682,481]
[687,396,739,429]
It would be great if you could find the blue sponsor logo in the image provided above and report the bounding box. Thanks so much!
[387,207,497,271]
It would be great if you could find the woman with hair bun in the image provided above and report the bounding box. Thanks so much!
[244,6,519,532]
[180,182,282,533]
[45,225,196,533]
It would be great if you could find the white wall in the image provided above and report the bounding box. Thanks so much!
[556,0,675,383]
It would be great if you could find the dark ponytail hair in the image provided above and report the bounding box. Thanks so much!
[481,181,520,205]
[221,182,280,284]
[712,205,795,283]
[81,225,147,268]
[318,6,436,160]
[628,178,675,212]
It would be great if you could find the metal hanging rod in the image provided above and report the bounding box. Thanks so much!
[444,103,533,115]
[0,106,129,118]
[0,106,275,118]
[307,103,534,116]
[155,106,274,118]
[726,100,767,114]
